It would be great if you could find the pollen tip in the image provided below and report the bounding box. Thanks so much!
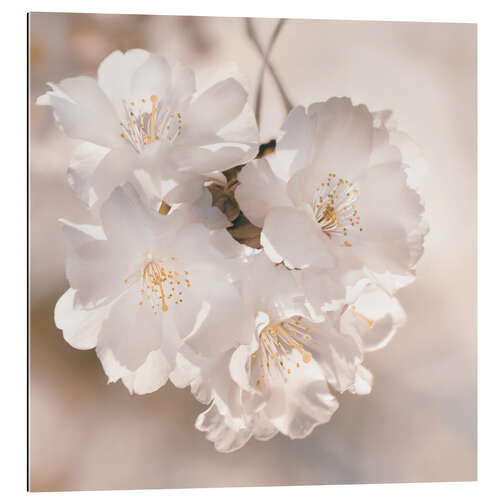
[302,351,312,363]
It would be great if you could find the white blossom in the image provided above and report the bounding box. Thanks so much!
[194,253,401,452]
[37,49,259,210]
[54,184,253,395]
[236,98,427,289]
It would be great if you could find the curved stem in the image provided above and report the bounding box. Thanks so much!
[246,18,293,126]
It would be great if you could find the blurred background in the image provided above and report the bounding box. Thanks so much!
[29,13,476,491]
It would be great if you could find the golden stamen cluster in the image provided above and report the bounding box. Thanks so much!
[119,95,182,152]
[252,316,313,387]
[124,251,191,315]
[313,173,363,247]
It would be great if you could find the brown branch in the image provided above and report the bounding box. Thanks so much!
[246,18,293,126]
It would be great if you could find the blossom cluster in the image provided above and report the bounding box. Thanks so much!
[38,49,427,452]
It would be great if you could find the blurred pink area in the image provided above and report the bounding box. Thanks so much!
[29,13,476,491]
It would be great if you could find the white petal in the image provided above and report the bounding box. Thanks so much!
[340,284,406,352]
[349,365,373,395]
[96,346,131,384]
[180,269,253,355]
[209,228,250,259]
[160,171,204,205]
[275,105,316,180]
[217,101,259,153]
[229,344,255,393]
[252,415,279,441]
[37,77,122,147]
[186,77,247,135]
[195,402,253,453]
[296,267,345,321]
[365,269,416,295]
[352,163,426,274]
[169,352,200,389]
[263,351,339,438]
[308,97,373,182]
[187,349,248,422]
[235,159,292,227]
[131,54,172,104]
[84,147,139,212]
[67,141,111,207]
[99,185,166,252]
[242,252,308,321]
[190,375,212,405]
[169,63,196,111]
[66,239,137,307]
[54,288,112,350]
[59,219,105,250]
[98,289,163,371]
[261,207,335,269]
[168,139,257,175]
[121,349,172,395]
[172,188,229,230]
[97,49,151,113]
[306,318,363,393]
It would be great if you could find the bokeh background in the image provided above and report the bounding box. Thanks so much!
[29,13,476,491]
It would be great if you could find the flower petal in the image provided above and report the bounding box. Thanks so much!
[180,269,253,355]
[168,138,257,175]
[348,365,373,395]
[261,206,335,269]
[169,63,196,111]
[196,402,253,453]
[340,284,406,352]
[159,170,204,205]
[185,78,248,135]
[96,346,131,384]
[98,288,163,371]
[59,219,105,250]
[37,77,122,147]
[67,141,111,207]
[306,318,363,393]
[66,239,137,307]
[54,288,112,350]
[295,267,345,321]
[263,351,339,438]
[308,97,373,182]
[235,159,292,227]
[172,188,229,230]
[99,185,168,252]
[97,49,151,114]
[131,54,172,104]
[351,163,426,274]
[84,147,140,212]
[242,252,308,322]
[121,349,173,395]
[275,105,316,180]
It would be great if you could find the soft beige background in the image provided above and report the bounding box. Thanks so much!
[29,13,476,491]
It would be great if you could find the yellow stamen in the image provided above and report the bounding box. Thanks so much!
[351,306,374,328]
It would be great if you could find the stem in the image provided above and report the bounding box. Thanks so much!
[246,18,293,126]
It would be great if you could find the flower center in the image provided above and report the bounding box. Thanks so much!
[119,95,182,153]
[252,316,313,386]
[313,173,363,247]
[124,251,191,315]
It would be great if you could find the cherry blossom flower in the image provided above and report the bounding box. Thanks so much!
[235,98,427,287]
[54,184,253,395]
[193,253,396,452]
[37,49,259,210]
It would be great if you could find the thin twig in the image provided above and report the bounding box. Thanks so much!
[246,18,293,126]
